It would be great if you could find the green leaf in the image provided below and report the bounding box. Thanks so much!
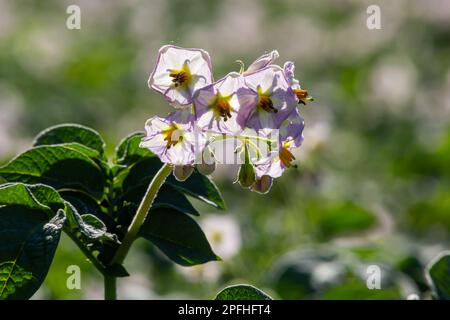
[0,263,34,299]
[0,145,107,199]
[0,183,65,215]
[0,209,65,300]
[122,157,225,209]
[59,190,115,230]
[153,185,199,216]
[139,208,220,266]
[122,184,199,216]
[0,183,66,299]
[121,157,162,190]
[81,214,117,243]
[167,172,225,210]
[33,123,105,155]
[64,202,118,244]
[215,284,273,300]
[427,251,450,300]
[59,190,101,216]
[56,142,101,159]
[115,132,153,165]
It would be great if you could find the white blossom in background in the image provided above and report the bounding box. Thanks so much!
[177,214,242,283]
[311,261,346,289]
[370,59,417,111]
[201,214,242,260]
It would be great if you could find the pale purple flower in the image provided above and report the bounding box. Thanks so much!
[251,175,273,194]
[283,61,298,86]
[283,61,312,105]
[253,108,304,178]
[240,65,298,130]
[148,45,213,107]
[244,50,279,74]
[193,72,257,135]
[143,45,312,193]
[279,107,305,148]
[140,113,205,165]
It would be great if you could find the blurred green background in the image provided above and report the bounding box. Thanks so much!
[0,0,449,299]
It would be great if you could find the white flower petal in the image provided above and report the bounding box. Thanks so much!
[245,50,279,74]
[148,45,213,107]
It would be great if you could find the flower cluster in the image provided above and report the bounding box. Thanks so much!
[141,45,312,193]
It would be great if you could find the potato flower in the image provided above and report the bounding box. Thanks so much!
[143,45,312,192]
[253,108,304,179]
[148,45,213,107]
[194,72,257,135]
[140,113,204,166]
[240,65,298,130]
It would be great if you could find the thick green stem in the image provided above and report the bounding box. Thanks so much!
[111,163,172,265]
[66,161,172,300]
[104,163,172,299]
[104,276,117,300]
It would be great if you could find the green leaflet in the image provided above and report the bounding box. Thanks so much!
[427,251,450,300]
[33,123,106,155]
[0,145,107,199]
[0,263,35,299]
[115,132,154,166]
[0,183,64,216]
[121,183,199,216]
[139,208,220,266]
[122,157,225,210]
[167,172,225,210]
[0,204,66,300]
[64,201,118,244]
[215,284,273,300]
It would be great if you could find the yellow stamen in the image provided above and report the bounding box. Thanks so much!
[279,142,295,167]
[257,86,277,113]
[293,88,311,105]
[211,93,234,121]
[168,61,192,88]
[162,123,183,149]
[258,94,278,113]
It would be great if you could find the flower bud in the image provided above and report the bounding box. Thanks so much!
[237,141,256,188]
[197,147,216,175]
[173,165,194,181]
[197,162,215,176]
[237,163,256,188]
[251,175,273,194]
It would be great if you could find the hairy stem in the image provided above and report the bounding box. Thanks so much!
[111,163,172,264]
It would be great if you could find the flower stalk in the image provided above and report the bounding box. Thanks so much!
[105,163,173,299]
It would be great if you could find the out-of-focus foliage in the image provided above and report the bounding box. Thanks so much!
[427,252,450,300]
[0,0,449,299]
